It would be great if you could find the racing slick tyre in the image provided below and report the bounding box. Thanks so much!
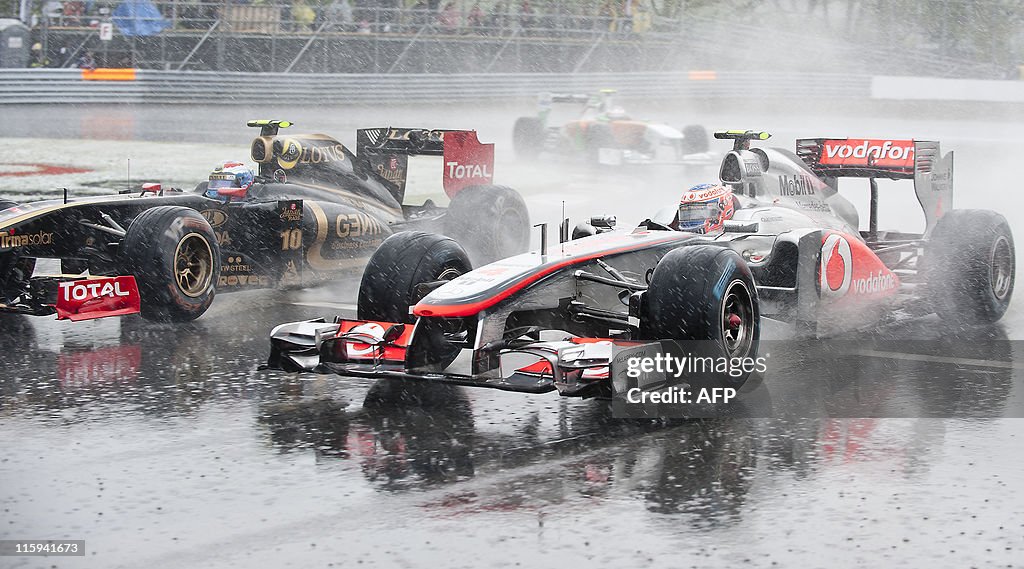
[444,185,530,266]
[513,117,544,160]
[358,231,471,324]
[583,123,615,164]
[121,206,220,322]
[925,209,1014,325]
[641,245,760,389]
[680,124,709,154]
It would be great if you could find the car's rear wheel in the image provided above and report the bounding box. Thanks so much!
[680,124,709,154]
[925,209,1015,324]
[641,245,760,389]
[358,231,471,324]
[513,117,544,160]
[444,185,530,266]
[121,206,220,322]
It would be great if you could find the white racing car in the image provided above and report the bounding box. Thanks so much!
[267,130,1014,398]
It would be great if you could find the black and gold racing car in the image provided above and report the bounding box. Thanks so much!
[0,120,530,322]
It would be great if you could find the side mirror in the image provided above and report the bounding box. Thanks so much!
[722,220,759,233]
[141,183,161,193]
[572,222,597,240]
[217,187,248,200]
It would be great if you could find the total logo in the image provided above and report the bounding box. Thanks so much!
[59,279,132,302]
[820,233,852,297]
[445,161,491,179]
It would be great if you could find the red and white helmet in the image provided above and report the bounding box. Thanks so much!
[678,183,735,233]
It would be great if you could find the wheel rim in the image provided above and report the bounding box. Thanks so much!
[721,279,754,358]
[436,266,463,283]
[990,236,1013,301]
[174,233,214,298]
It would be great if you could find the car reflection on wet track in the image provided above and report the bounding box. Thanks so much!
[3,283,1024,567]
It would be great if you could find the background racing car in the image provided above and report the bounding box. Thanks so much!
[267,130,1013,398]
[0,120,530,322]
[512,89,710,166]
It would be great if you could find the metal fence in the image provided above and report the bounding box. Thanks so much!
[0,68,872,104]
[29,2,1006,78]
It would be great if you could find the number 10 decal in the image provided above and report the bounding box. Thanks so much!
[280,228,302,251]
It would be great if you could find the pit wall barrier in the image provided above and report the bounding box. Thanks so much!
[871,75,1024,103]
[0,69,1020,104]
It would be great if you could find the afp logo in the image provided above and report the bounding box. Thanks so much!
[820,233,852,297]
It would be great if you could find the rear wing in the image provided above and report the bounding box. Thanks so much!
[796,138,953,235]
[542,93,591,105]
[355,127,494,200]
[796,138,934,179]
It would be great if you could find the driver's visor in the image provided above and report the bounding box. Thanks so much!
[208,176,239,190]
[678,201,718,225]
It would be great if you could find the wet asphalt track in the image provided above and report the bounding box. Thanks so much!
[2,102,1024,568]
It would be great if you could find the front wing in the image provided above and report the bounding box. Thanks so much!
[266,317,675,397]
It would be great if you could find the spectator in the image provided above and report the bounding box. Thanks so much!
[357,19,372,34]
[76,50,97,70]
[43,0,62,26]
[323,0,354,31]
[466,1,485,33]
[631,0,651,34]
[518,0,535,32]
[438,1,459,33]
[597,0,617,32]
[292,0,316,31]
[488,0,509,32]
[29,43,52,68]
[63,1,84,26]
[619,0,634,33]
[409,0,429,31]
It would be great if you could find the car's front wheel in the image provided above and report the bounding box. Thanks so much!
[641,245,760,389]
[121,206,220,322]
[358,231,471,324]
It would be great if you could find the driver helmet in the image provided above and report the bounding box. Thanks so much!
[604,105,629,120]
[678,183,735,233]
[206,161,254,200]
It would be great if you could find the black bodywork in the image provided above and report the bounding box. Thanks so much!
[0,121,488,317]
